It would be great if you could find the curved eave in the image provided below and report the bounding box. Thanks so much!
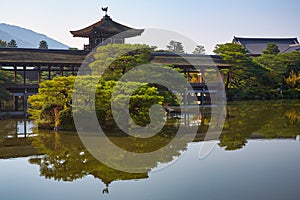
[70,30,90,38]
[116,29,145,38]
[70,15,144,38]
[70,29,144,38]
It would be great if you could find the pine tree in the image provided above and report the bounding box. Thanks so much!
[7,39,18,48]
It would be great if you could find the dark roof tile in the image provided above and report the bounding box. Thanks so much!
[233,36,299,55]
[70,15,144,38]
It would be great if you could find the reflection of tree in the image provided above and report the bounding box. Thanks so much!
[284,108,300,125]
[259,103,300,138]
[29,125,189,192]
[29,131,147,191]
[0,120,17,138]
[220,101,300,150]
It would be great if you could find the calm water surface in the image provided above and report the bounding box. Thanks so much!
[1,100,300,200]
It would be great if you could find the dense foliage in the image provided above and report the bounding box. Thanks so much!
[39,40,48,49]
[0,69,16,110]
[214,43,300,100]
[28,44,179,130]
[28,42,300,130]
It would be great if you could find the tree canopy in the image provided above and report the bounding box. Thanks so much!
[7,39,18,48]
[39,40,49,49]
[0,69,15,109]
[193,45,206,54]
[89,44,154,80]
[262,43,280,55]
[28,44,180,130]
[214,41,300,99]
[0,70,15,99]
[166,40,184,53]
[0,40,7,48]
[214,43,267,90]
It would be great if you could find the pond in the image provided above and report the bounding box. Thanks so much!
[0,100,300,200]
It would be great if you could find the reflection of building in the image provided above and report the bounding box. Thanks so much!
[70,8,144,50]
[0,119,37,159]
[233,36,300,56]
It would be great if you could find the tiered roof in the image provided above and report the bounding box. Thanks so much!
[70,15,144,38]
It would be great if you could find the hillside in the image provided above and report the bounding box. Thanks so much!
[0,23,69,49]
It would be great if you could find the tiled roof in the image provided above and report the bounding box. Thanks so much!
[70,15,144,38]
[233,36,299,55]
[151,52,230,68]
[0,48,88,65]
[282,44,300,53]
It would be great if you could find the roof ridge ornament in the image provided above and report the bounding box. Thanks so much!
[101,7,108,16]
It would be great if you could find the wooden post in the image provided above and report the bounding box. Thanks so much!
[38,66,41,84]
[15,120,18,138]
[72,66,75,76]
[24,120,27,138]
[198,73,204,84]
[48,66,51,80]
[14,96,18,111]
[23,91,28,112]
[23,66,26,85]
[14,66,17,84]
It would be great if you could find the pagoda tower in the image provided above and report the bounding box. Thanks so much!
[70,7,144,50]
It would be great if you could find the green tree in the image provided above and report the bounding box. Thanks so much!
[89,44,154,80]
[214,43,267,90]
[253,51,300,89]
[280,51,300,76]
[193,45,206,54]
[253,54,286,88]
[262,43,280,55]
[167,40,184,53]
[29,44,181,130]
[7,39,18,48]
[28,76,75,129]
[0,40,7,48]
[39,40,48,49]
[28,76,166,130]
[0,69,15,109]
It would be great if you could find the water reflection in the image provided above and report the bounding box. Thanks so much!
[220,100,300,150]
[28,131,150,193]
[0,100,300,192]
[28,124,194,192]
[0,119,34,138]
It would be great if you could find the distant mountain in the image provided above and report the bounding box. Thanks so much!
[0,23,69,49]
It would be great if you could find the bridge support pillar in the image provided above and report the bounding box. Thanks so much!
[23,66,26,85]
[14,96,19,111]
[14,66,17,83]
[38,66,41,84]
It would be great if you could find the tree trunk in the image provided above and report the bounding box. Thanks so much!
[225,68,232,90]
[53,106,60,128]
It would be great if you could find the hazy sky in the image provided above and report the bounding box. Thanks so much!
[1,0,300,53]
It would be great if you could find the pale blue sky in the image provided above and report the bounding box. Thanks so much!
[1,0,300,53]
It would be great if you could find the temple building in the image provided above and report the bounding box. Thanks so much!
[233,36,300,56]
[70,8,144,50]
